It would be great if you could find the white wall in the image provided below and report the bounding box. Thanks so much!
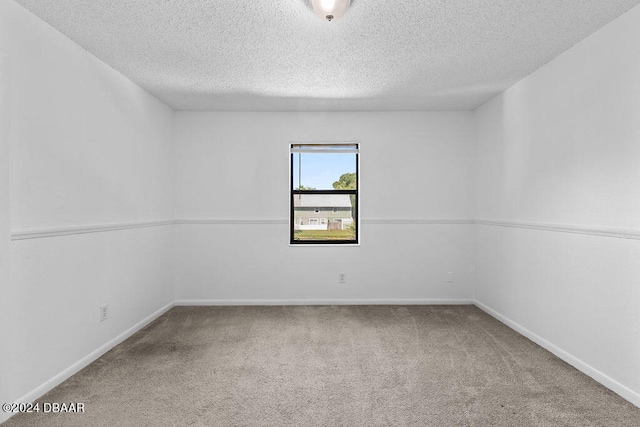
[0,1,175,420]
[473,4,640,406]
[0,49,12,412]
[173,112,475,303]
[3,0,640,417]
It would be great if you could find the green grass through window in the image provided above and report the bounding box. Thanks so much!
[293,230,356,241]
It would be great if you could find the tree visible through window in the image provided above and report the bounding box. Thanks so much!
[290,143,359,244]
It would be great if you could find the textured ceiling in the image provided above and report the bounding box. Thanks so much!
[13,0,640,111]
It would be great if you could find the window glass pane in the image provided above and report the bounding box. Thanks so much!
[290,143,358,244]
[292,194,356,242]
[292,153,357,190]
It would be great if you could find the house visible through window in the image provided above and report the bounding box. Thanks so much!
[290,143,359,244]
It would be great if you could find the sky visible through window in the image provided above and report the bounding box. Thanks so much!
[292,153,356,190]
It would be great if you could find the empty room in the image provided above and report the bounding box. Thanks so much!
[1,0,639,425]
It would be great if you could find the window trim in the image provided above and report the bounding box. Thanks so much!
[289,142,359,246]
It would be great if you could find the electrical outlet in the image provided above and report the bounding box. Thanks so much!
[100,304,109,322]
[339,273,347,284]
[447,272,455,283]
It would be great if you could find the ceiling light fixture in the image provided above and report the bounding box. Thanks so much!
[310,0,351,22]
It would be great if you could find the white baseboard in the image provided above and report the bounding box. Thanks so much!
[3,298,637,426]
[474,300,640,408]
[0,302,174,425]
[1,297,471,423]
[174,298,474,306]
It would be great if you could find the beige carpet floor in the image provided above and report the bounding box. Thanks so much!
[3,305,639,426]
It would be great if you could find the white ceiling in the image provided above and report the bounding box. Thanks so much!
[14,0,640,111]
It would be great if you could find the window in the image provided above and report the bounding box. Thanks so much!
[290,143,359,244]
